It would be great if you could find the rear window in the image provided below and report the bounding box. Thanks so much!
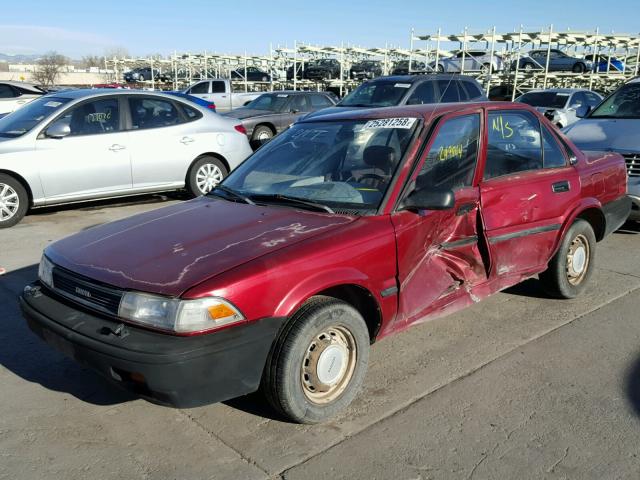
[517,92,570,109]
[340,81,410,108]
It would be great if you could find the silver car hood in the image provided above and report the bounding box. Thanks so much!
[564,118,640,153]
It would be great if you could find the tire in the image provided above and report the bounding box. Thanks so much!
[251,125,274,147]
[572,63,585,73]
[261,76,268,82]
[262,296,370,424]
[186,156,228,196]
[436,64,445,73]
[539,219,596,299]
[138,74,146,81]
[523,62,534,71]
[0,174,28,228]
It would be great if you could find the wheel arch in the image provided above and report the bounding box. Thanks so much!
[185,152,230,183]
[0,169,33,208]
[253,122,277,137]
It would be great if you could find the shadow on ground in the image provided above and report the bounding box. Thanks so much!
[625,351,640,418]
[0,264,133,406]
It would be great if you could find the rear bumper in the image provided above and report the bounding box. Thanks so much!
[20,283,282,408]
[603,195,633,234]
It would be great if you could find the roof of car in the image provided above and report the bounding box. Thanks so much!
[523,88,590,94]
[368,74,480,83]
[300,101,529,124]
[258,90,331,95]
[1,80,45,92]
[48,88,183,100]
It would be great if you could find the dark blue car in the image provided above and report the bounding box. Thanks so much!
[164,91,216,111]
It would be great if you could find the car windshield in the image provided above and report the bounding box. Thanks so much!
[340,81,410,107]
[244,94,290,111]
[0,96,72,138]
[221,118,419,213]
[590,83,640,119]
[516,92,570,109]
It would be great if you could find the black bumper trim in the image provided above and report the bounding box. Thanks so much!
[488,224,561,244]
[602,195,632,237]
[20,285,283,408]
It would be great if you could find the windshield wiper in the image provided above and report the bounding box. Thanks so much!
[250,194,334,214]
[210,185,255,205]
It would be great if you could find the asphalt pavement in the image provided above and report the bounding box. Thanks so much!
[1,195,639,480]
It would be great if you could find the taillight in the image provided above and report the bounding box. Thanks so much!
[234,124,247,135]
[208,103,216,111]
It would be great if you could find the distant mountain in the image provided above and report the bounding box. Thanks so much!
[0,53,42,63]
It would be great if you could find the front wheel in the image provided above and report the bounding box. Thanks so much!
[480,63,491,74]
[0,174,28,228]
[572,63,586,73]
[262,296,370,424]
[436,64,445,73]
[187,156,228,196]
[539,219,596,298]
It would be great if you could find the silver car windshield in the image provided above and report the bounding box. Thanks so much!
[221,119,419,212]
[590,83,640,119]
[0,96,72,138]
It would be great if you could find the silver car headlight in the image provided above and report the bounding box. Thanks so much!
[118,292,245,334]
[38,255,54,288]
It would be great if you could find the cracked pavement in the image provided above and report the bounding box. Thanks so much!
[1,195,640,480]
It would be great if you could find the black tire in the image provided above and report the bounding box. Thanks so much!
[539,219,596,299]
[186,156,228,197]
[523,62,535,71]
[251,125,274,148]
[481,63,491,73]
[262,296,370,424]
[0,173,28,228]
[572,63,586,73]
[138,74,146,81]
[436,64,445,73]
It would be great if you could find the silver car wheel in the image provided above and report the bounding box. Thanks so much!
[0,183,19,222]
[195,163,224,194]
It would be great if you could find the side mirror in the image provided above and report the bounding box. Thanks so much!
[45,119,71,139]
[400,187,455,212]
[290,108,300,114]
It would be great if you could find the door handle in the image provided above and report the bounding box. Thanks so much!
[180,136,195,145]
[109,144,126,152]
[552,180,570,193]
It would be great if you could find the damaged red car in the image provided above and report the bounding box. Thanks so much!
[21,102,630,423]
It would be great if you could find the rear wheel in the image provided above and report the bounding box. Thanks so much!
[251,125,274,148]
[187,156,228,196]
[539,219,596,298]
[523,62,535,71]
[436,64,445,73]
[480,63,491,74]
[572,63,586,73]
[0,174,28,228]
[262,296,370,424]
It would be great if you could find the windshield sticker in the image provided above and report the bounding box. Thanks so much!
[491,116,513,139]
[277,94,289,97]
[363,118,417,129]
[44,101,62,108]
[394,83,412,88]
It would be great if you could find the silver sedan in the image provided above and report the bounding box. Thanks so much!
[0,89,252,227]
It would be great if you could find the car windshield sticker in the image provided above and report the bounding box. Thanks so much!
[363,118,417,129]
[491,115,513,139]
[277,94,289,97]
[394,83,412,88]
[44,101,62,108]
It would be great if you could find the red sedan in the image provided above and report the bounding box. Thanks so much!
[21,102,630,423]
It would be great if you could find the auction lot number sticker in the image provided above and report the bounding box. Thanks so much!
[363,118,417,129]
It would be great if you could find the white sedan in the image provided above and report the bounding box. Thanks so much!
[0,89,253,227]
[0,81,46,118]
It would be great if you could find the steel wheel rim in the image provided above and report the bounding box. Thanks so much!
[301,325,357,404]
[257,130,272,141]
[566,234,590,285]
[195,163,223,194]
[0,183,19,222]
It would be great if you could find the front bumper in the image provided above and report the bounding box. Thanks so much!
[20,283,282,407]
[628,178,640,221]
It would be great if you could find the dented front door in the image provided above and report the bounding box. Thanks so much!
[391,112,488,327]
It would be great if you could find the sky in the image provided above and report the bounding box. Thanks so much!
[1,0,638,59]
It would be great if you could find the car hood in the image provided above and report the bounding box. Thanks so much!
[223,108,275,120]
[45,197,355,297]
[304,105,363,120]
[563,118,640,153]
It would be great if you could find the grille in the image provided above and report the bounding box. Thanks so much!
[623,154,640,177]
[52,266,123,315]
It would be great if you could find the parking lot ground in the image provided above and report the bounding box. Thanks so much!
[1,196,640,480]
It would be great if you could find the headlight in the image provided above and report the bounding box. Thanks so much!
[118,292,245,334]
[38,255,54,288]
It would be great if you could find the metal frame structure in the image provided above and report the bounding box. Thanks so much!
[105,27,639,97]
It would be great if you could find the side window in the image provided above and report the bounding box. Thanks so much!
[416,114,481,190]
[181,104,203,121]
[211,81,226,93]
[584,92,602,106]
[542,127,567,168]
[569,92,586,108]
[310,94,333,108]
[0,84,17,98]
[406,82,435,105]
[63,98,120,136]
[130,97,182,130]
[290,95,310,112]
[437,80,460,103]
[463,81,483,100]
[189,82,209,94]
[484,111,542,180]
